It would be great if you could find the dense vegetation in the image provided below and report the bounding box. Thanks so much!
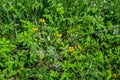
[0,0,120,79]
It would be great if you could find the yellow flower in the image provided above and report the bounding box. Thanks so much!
[56,33,62,38]
[77,44,82,50]
[69,46,75,52]
[39,18,45,23]
[112,73,117,78]
[32,27,38,31]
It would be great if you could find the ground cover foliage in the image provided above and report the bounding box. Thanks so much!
[0,0,120,80]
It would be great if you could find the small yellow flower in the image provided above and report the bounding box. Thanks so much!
[112,73,117,78]
[56,33,62,38]
[69,46,75,52]
[32,27,38,31]
[39,18,45,23]
[77,44,82,50]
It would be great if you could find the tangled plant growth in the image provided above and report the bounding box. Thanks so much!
[0,0,120,79]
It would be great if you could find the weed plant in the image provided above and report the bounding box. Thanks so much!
[0,0,120,79]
